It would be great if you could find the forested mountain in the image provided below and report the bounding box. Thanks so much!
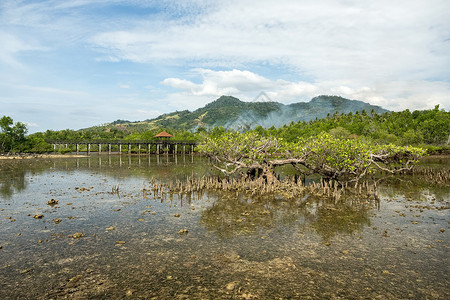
[100,95,388,132]
[2,100,448,154]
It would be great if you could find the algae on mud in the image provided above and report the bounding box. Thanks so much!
[0,155,448,299]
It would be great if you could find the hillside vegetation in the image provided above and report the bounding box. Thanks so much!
[258,105,449,146]
[79,95,389,133]
[1,95,449,154]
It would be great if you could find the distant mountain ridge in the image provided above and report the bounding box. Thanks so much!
[102,95,389,132]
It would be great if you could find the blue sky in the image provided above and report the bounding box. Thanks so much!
[1,0,449,133]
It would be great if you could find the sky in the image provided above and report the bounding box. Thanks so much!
[1,0,449,133]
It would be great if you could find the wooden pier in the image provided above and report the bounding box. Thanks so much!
[46,140,198,155]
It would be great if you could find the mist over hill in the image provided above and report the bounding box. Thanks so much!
[103,95,388,132]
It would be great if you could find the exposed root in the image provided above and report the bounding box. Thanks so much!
[143,175,381,204]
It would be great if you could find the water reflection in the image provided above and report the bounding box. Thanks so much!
[0,154,209,199]
[0,160,50,198]
[385,178,448,201]
[308,200,371,241]
[0,155,448,299]
[0,166,27,198]
[200,192,372,241]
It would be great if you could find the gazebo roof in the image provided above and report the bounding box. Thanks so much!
[154,131,173,138]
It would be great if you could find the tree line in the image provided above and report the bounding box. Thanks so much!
[1,105,449,154]
[255,105,449,147]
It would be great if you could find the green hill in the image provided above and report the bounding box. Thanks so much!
[98,95,388,132]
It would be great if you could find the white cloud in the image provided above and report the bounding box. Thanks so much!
[163,69,274,97]
[161,69,450,111]
[163,78,198,91]
[160,68,336,108]
[362,81,450,111]
[0,0,449,132]
[24,122,39,128]
[90,0,450,80]
[87,0,450,111]
[118,83,131,89]
[0,31,44,67]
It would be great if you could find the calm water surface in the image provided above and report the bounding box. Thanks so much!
[0,155,448,299]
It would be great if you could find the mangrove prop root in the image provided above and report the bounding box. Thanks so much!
[143,175,382,203]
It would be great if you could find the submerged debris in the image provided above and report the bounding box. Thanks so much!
[69,232,85,239]
[178,229,189,235]
[68,275,83,286]
[46,199,59,206]
[225,281,239,291]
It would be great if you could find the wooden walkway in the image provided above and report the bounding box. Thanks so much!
[46,139,198,155]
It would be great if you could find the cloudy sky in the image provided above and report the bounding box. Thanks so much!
[1,0,449,132]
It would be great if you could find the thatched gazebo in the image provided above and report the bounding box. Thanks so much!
[154,131,173,139]
[154,131,173,154]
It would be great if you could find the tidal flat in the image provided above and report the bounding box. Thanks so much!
[0,155,448,299]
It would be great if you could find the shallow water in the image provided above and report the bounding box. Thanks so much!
[0,155,448,299]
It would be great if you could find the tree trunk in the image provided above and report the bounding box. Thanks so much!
[258,167,278,184]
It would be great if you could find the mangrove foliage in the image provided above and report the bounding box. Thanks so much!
[199,131,426,183]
